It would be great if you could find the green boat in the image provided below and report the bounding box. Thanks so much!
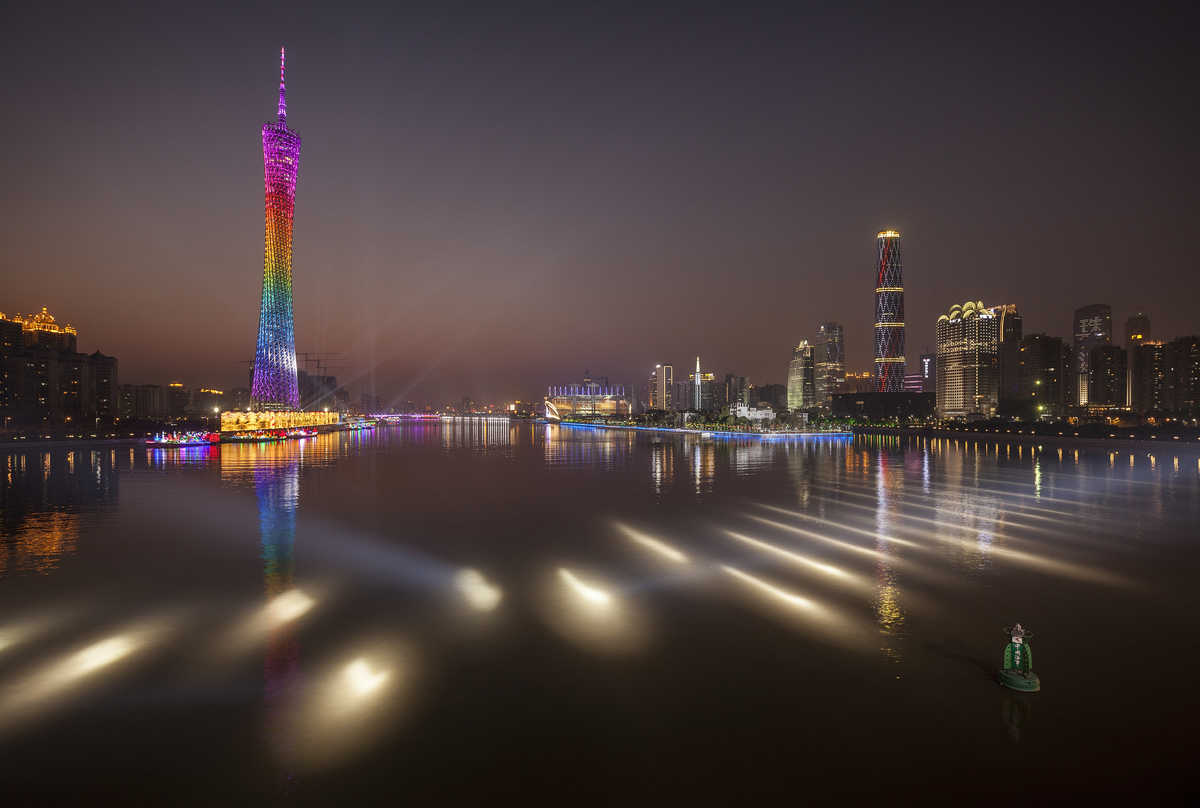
[998,623,1040,692]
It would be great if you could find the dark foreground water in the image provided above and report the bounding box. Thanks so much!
[1,420,1198,802]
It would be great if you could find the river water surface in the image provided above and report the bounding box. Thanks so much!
[1,421,1197,801]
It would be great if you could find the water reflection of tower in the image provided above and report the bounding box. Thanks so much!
[256,456,301,705]
[873,451,905,661]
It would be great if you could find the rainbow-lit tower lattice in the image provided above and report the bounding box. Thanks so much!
[251,47,302,411]
[873,229,905,392]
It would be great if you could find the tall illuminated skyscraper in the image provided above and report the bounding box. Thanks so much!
[251,48,302,411]
[648,363,673,409]
[873,230,905,391]
[787,340,815,410]
[814,321,844,406]
[1071,304,1111,406]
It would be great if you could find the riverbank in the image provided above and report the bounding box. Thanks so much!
[853,425,1200,453]
[557,421,852,439]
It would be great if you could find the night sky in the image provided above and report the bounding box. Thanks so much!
[2,2,1197,405]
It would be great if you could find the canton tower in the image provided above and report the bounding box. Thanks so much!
[251,48,302,411]
[873,229,905,392]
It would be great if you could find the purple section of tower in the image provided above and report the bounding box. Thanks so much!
[873,231,905,392]
[251,48,302,411]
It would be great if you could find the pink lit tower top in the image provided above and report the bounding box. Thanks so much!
[251,47,302,410]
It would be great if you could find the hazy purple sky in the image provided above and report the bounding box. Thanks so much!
[2,2,1197,405]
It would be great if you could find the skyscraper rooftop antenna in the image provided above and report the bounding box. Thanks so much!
[278,46,287,122]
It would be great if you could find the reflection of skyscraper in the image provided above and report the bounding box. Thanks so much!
[252,48,303,412]
[1071,304,1111,406]
[814,322,845,406]
[873,230,905,392]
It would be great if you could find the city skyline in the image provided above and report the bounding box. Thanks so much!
[3,4,1198,405]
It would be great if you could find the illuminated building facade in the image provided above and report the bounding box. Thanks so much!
[935,301,1001,420]
[1071,304,1111,406]
[251,48,302,411]
[873,230,905,391]
[546,376,632,419]
[814,321,844,406]
[648,363,673,410]
[220,409,339,433]
[0,308,117,425]
[787,340,815,410]
[0,307,78,351]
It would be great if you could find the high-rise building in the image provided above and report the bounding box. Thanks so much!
[1087,345,1127,408]
[752,383,787,411]
[1,307,78,352]
[1125,312,1151,407]
[935,301,1001,420]
[167,382,190,418]
[1130,341,1168,414]
[1072,304,1112,406]
[648,364,673,410]
[687,357,717,411]
[230,387,251,411]
[252,48,302,411]
[918,352,936,394]
[0,309,117,425]
[1166,336,1200,413]
[873,230,905,391]
[91,352,118,421]
[298,370,339,411]
[995,304,1022,409]
[190,388,227,415]
[1017,334,1069,419]
[787,340,816,410]
[723,373,746,412]
[814,321,845,406]
[1125,312,1151,347]
[118,383,166,420]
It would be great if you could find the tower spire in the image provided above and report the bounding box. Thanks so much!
[277,46,287,122]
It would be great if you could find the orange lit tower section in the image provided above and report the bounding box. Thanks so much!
[873,230,905,392]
